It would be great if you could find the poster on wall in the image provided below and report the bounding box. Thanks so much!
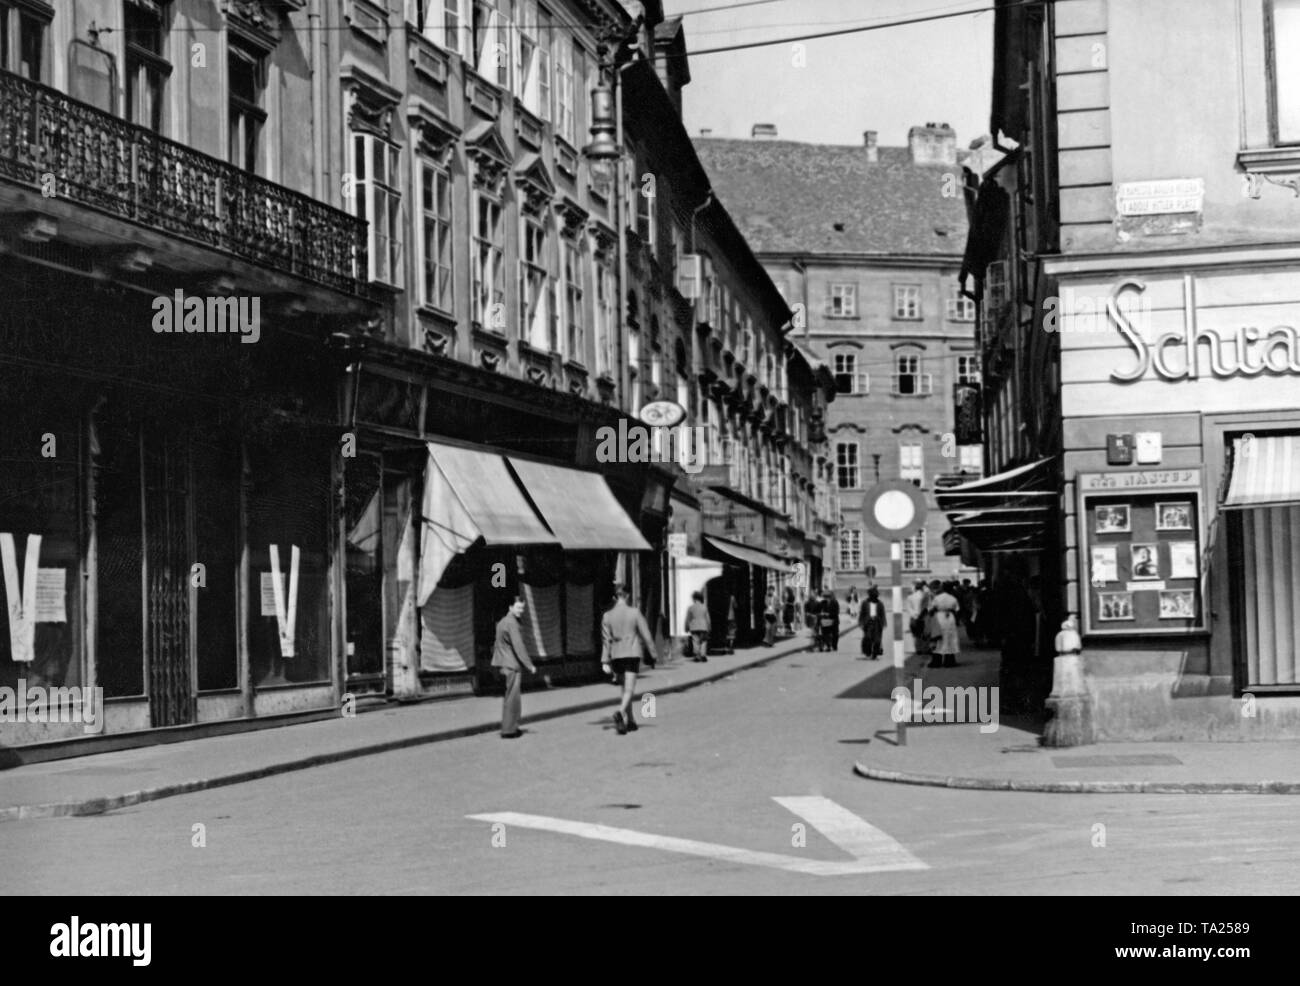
[1168,541,1198,579]
[1076,470,1207,636]
[1090,546,1118,584]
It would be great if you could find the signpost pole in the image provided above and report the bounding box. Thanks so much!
[891,541,907,746]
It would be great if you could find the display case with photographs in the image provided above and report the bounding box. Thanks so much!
[1076,469,1208,636]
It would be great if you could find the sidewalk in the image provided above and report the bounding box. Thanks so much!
[0,627,832,822]
[848,630,1300,794]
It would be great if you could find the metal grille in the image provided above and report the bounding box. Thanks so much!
[144,438,194,728]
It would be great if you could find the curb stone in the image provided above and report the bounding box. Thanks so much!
[852,762,1300,794]
[0,635,824,823]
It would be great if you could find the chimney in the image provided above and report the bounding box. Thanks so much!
[751,123,778,140]
[863,130,878,163]
[908,121,957,166]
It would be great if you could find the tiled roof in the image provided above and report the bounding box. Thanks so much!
[693,138,968,258]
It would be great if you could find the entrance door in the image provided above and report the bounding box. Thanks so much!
[1229,506,1300,690]
[142,435,195,727]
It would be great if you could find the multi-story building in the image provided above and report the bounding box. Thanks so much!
[0,0,834,756]
[696,125,976,595]
[955,0,1300,738]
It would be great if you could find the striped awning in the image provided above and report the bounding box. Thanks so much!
[1222,435,1300,510]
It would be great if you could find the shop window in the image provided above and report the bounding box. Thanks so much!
[0,401,81,696]
[246,435,332,687]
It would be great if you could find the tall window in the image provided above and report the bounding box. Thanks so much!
[554,33,575,143]
[893,284,921,319]
[562,239,584,358]
[829,283,856,317]
[0,3,47,80]
[832,353,868,395]
[835,441,860,490]
[228,45,265,171]
[419,160,453,311]
[902,529,927,571]
[957,354,981,385]
[593,258,614,376]
[126,2,170,134]
[900,442,924,486]
[635,160,656,250]
[472,0,512,87]
[515,1,552,118]
[893,351,931,395]
[1269,0,1300,144]
[839,529,863,571]
[519,214,551,349]
[411,0,469,56]
[472,188,505,328]
[351,134,402,284]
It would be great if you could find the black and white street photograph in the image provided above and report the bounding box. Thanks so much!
[0,0,1297,950]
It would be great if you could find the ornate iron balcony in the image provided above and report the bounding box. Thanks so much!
[0,70,366,295]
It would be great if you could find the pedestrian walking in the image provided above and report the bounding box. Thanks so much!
[846,587,860,621]
[492,596,537,738]
[724,594,738,653]
[906,580,932,659]
[782,586,796,635]
[930,583,961,668]
[601,585,660,735]
[763,588,778,646]
[684,590,711,662]
[858,586,885,659]
[806,592,824,649]
[818,590,840,651]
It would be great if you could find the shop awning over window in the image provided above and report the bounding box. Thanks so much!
[507,457,651,552]
[704,535,791,572]
[418,442,559,606]
[935,457,1057,554]
[1222,435,1300,510]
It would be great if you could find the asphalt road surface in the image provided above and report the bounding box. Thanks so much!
[4,639,1299,895]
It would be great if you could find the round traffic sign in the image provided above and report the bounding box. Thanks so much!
[861,480,928,542]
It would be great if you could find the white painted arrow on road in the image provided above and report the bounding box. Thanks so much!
[468,796,927,877]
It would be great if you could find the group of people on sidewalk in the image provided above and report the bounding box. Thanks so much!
[905,579,969,669]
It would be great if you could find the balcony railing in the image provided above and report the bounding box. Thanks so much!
[0,70,366,295]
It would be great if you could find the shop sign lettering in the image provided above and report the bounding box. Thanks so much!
[1109,279,1300,382]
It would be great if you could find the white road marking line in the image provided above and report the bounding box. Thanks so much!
[774,795,927,870]
[468,797,927,877]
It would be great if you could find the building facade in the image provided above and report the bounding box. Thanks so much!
[696,126,978,596]
[957,0,1300,738]
[0,0,835,757]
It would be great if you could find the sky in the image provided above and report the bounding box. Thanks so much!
[661,0,995,150]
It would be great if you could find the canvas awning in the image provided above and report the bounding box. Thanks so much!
[1222,435,1300,510]
[418,442,559,606]
[507,457,651,551]
[704,535,791,572]
[936,457,1057,554]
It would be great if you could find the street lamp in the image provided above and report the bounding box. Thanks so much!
[583,24,641,414]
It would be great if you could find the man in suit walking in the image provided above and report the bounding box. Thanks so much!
[601,584,659,735]
[492,596,536,738]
